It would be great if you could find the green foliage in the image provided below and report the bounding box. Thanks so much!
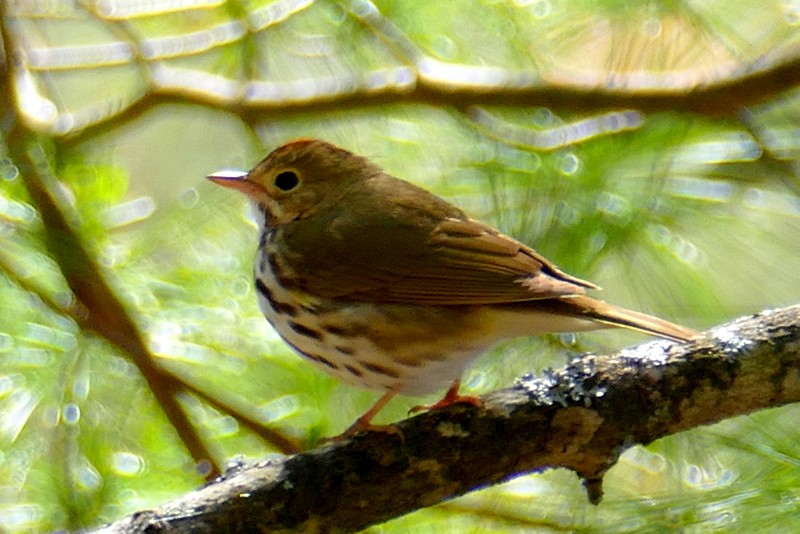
[1,0,799,532]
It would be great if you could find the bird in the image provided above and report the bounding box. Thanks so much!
[208,138,696,437]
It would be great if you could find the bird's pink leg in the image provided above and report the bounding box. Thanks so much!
[322,392,398,442]
[409,380,482,414]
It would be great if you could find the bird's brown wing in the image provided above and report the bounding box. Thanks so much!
[354,217,597,304]
[277,185,598,305]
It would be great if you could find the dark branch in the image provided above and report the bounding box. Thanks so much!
[94,305,800,534]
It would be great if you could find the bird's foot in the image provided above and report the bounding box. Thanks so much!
[408,380,482,414]
[320,421,402,444]
[319,392,402,444]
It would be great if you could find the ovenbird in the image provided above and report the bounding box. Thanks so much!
[208,139,696,436]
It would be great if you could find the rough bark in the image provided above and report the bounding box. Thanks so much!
[95,305,800,533]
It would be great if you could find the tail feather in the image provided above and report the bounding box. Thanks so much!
[558,296,698,342]
[533,296,698,341]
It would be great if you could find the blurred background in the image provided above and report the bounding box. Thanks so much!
[1,0,799,531]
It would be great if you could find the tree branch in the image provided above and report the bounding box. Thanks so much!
[94,305,800,533]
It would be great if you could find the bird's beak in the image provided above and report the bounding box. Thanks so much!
[207,170,265,198]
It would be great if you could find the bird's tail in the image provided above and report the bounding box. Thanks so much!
[526,295,698,341]
[555,296,698,342]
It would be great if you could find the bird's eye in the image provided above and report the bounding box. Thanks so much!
[274,170,300,191]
